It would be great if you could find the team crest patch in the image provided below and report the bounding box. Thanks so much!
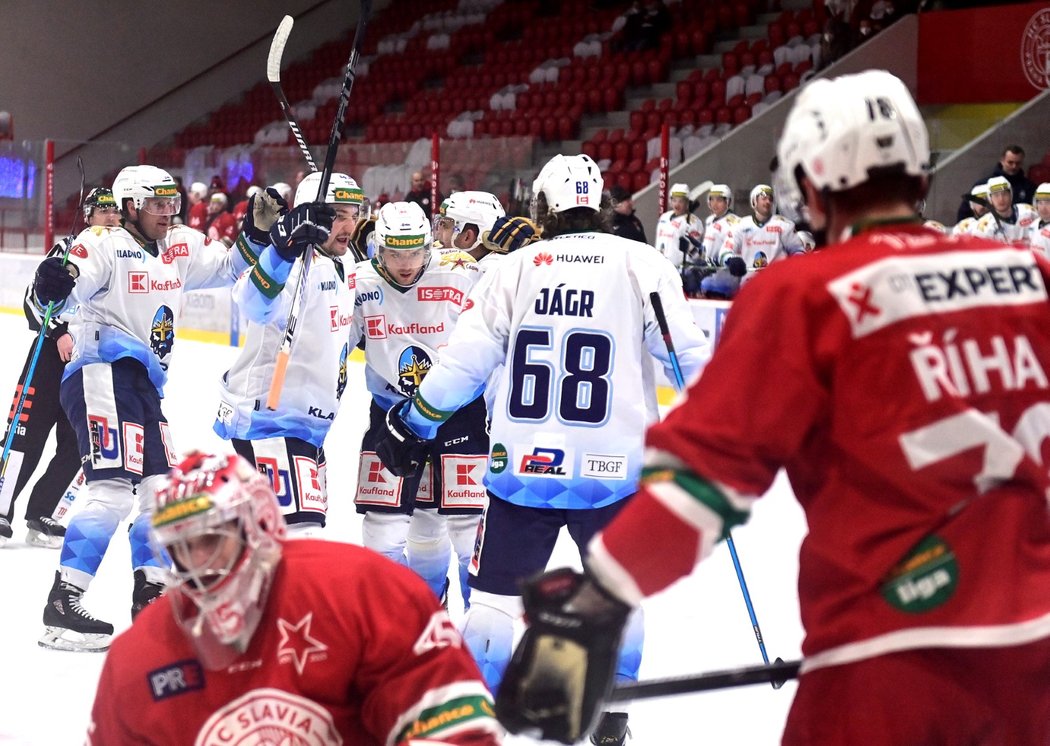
[397,346,433,397]
[150,305,175,358]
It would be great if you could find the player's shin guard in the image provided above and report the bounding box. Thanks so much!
[461,590,523,694]
[362,511,410,565]
[407,509,452,601]
[448,513,481,610]
[60,478,134,588]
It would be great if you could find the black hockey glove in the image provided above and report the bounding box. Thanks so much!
[244,187,288,244]
[375,401,429,479]
[33,257,79,306]
[269,202,335,262]
[725,255,747,277]
[484,216,538,254]
[496,568,631,744]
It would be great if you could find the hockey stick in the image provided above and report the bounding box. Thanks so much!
[268,15,319,173]
[0,157,86,495]
[650,291,786,688]
[608,659,800,702]
[266,0,372,411]
[967,193,1006,241]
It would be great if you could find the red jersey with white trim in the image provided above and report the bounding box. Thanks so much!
[590,223,1050,672]
[88,541,500,746]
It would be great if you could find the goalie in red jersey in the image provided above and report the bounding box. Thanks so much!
[88,452,501,746]
[497,70,1050,745]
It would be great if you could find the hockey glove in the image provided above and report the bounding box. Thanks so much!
[375,401,429,479]
[244,187,288,244]
[496,568,631,744]
[484,216,538,254]
[33,257,79,306]
[269,202,335,262]
[725,255,747,277]
[349,215,375,262]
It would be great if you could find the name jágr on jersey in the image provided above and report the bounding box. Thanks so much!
[534,285,594,317]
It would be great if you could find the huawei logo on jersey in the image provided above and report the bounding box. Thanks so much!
[534,252,553,267]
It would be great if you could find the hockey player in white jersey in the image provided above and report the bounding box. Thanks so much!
[952,182,989,236]
[727,184,805,292]
[214,172,363,534]
[1030,182,1050,256]
[434,191,537,265]
[372,154,709,742]
[351,201,486,610]
[654,182,704,282]
[973,175,1037,244]
[699,183,744,297]
[31,164,251,651]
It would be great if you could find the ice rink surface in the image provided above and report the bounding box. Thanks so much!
[0,312,808,745]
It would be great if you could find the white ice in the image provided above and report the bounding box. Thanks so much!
[0,312,807,745]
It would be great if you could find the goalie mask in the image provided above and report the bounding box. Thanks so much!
[439,190,505,251]
[151,452,286,670]
[372,201,432,288]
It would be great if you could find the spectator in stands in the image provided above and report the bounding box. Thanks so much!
[609,185,647,244]
[204,192,238,247]
[637,0,672,51]
[186,181,209,231]
[405,170,438,219]
[611,2,645,52]
[820,4,852,70]
[957,145,1037,221]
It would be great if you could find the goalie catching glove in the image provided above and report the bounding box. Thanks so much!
[243,187,289,244]
[496,568,631,744]
[375,400,429,479]
[483,216,538,254]
[269,202,335,262]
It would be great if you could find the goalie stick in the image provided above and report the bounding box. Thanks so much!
[609,659,800,702]
[266,0,372,411]
[0,157,86,499]
[650,291,786,688]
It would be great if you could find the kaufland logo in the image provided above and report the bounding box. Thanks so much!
[417,286,464,304]
[129,271,148,293]
[365,315,386,339]
[329,306,352,331]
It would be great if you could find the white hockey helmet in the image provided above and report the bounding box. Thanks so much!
[1035,183,1050,202]
[970,182,989,202]
[749,184,774,210]
[708,183,733,208]
[669,182,690,200]
[189,181,208,200]
[440,190,505,249]
[774,70,929,222]
[112,164,181,216]
[986,176,1011,196]
[151,452,285,670]
[373,201,432,287]
[246,185,262,199]
[531,153,603,217]
[272,182,293,204]
[293,171,366,217]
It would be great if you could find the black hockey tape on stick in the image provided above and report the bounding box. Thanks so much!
[608,659,801,702]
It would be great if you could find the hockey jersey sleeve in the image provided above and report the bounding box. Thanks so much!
[180,227,252,291]
[27,227,116,325]
[231,241,296,326]
[404,262,516,438]
[352,555,502,746]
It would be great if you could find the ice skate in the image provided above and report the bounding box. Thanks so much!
[26,516,66,549]
[591,712,630,746]
[131,569,165,620]
[0,516,12,547]
[39,571,113,652]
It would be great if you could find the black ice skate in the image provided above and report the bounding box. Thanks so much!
[0,516,12,547]
[26,516,66,549]
[591,712,630,746]
[39,571,113,652]
[131,569,165,620]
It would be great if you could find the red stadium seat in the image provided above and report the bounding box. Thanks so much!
[733,105,751,125]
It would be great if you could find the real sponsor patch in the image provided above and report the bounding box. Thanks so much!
[147,659,204,701]
[515,445,573,478]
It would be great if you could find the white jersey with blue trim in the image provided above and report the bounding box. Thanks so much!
[729,213,804,271]
[406,232,710,510]
[350,248,483,411]
[36,223,248,395]
[214,240,357,448]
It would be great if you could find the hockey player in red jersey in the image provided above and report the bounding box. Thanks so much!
[88,452,501,746]
[496,70,1050,745]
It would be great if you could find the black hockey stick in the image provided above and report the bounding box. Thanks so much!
[966,193,1007,240]
[268,15,319,173]
[650,291,786,687]
[267,0,371,410]
[0,157,86,493]
[608,659,800,702]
